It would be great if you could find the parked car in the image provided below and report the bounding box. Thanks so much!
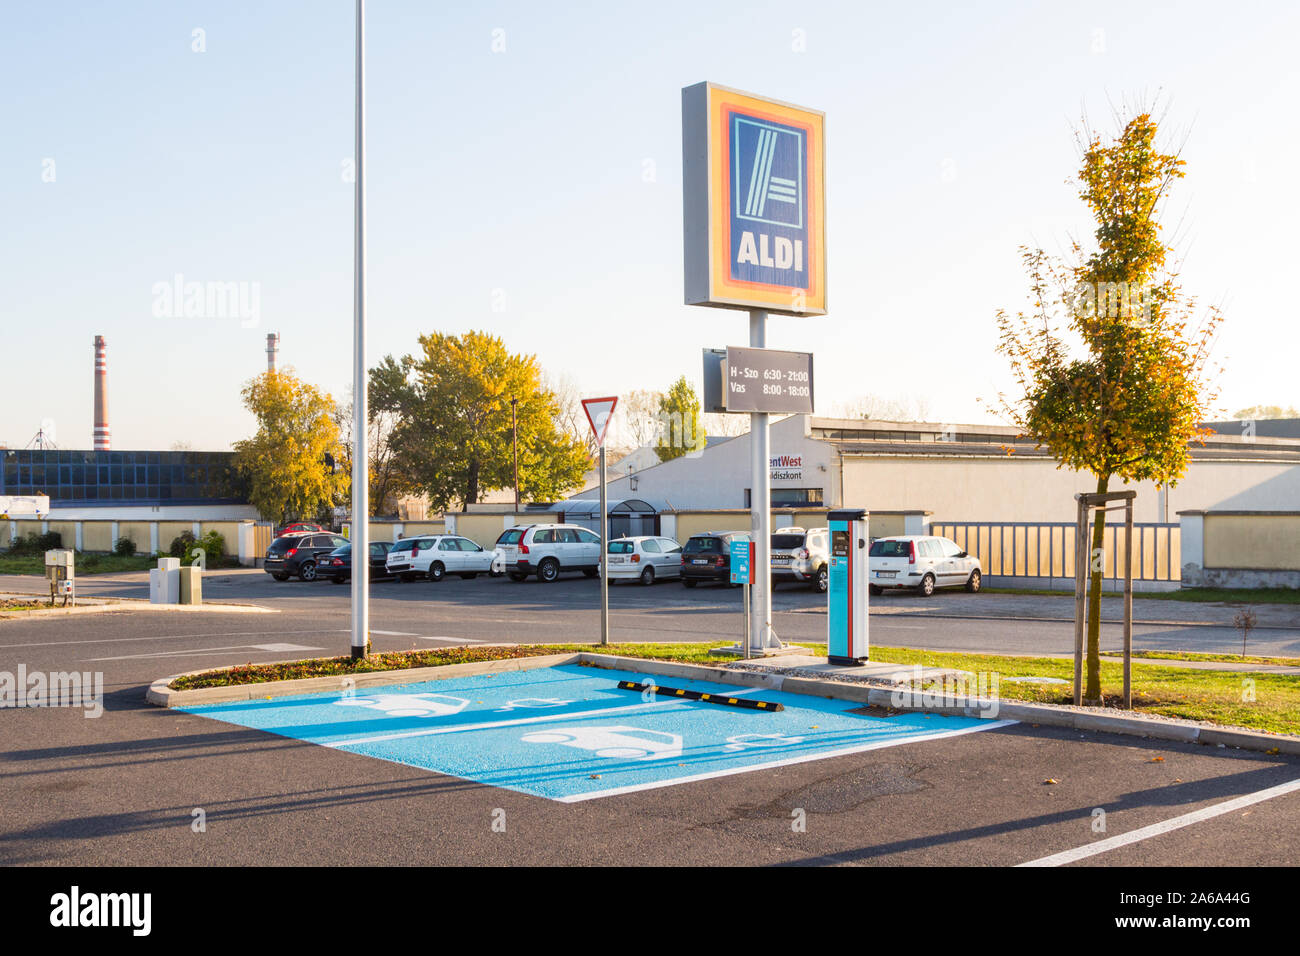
[386,534,495,582]
[263,532,351,582]
[868,535,982,596]
[769,526,831,592]
[384,536,435,581]
[275,521,326,537]
[679,531,750,588]
[602,536,683,585]
[319,541,393,584]
[499,524,602,582]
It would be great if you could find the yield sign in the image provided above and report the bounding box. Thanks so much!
[581,396,618,447]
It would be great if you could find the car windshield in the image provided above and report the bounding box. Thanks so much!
[268,537,297,553]
[771,534,805,549]
[393,540,419,553]
[684,537,720,553]
[330,545,351,556]
[497,529,524,545]
[869,540,911,557]
[609,541,635,553]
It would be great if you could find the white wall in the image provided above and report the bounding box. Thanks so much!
[570,416,834,510]
[841,455,1300,523]
[47,504,260,521]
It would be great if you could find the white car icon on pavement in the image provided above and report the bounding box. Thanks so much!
[521,725,683,760]
[333,693,469,718]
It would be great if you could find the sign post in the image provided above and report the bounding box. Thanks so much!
[683,81,825,656]
[729,537,754,658]
[349,0,369,661]
[582,396,618,646]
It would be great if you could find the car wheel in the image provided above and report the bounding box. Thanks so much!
[815,566,828,593]
[918,573,936,597]
[538,558,560,583]
[271,572,290,582]
[508,572,528,582]
[298,562,317,582]
[869,583,883,596]
[427,562,445,582]
[640,566,655,586]
[966,569,982,593]
[683,578,697,588]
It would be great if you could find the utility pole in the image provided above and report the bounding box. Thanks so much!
[349,0,369,661]
[511,397,520,512]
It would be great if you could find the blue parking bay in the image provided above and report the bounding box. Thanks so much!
[180,664,1012,802]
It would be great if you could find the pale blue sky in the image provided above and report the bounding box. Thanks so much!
[2,0,1297,450]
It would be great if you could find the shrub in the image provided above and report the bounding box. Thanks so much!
[169,530,197,559]
[195,530,226,565]
[113,536,137,557]
[10,531,63,556]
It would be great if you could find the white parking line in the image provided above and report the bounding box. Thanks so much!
[1018,776,1300,867]
[85,643,322,662]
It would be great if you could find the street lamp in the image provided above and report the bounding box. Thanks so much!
[511,397,520,512]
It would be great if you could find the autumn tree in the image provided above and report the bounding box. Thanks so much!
[233,370,347,524]
[333,393,412,517]
[654,377,707,462]
[371,332,591,511]
[996,111,1221,704]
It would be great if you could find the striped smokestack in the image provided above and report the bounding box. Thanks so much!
[93,335,110,451]
[266,332,280,373]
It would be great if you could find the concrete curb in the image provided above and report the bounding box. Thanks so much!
[572,653,1300,756]
[145,649,1300,757]
[795,605,1300,631]
[146,652,580,707]
[0,599,274,620]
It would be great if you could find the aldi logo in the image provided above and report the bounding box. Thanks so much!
[683,82,825,315]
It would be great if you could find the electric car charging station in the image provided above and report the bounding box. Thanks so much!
[827,508,869,666]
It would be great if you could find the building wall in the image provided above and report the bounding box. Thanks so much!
[1204,514,1300,571]
[119,522,153,550]
[840,455,1300,523]
[82,523,114,552]
[572,416,835,511]
[455,514,512,549]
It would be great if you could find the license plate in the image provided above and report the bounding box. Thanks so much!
[692,559,709,565]
[875,571,896,579]
[610,556,626,564]
[772,556,792,564]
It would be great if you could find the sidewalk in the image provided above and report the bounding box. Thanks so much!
[854,591,1300,632]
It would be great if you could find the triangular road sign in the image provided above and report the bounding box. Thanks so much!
[581,396,618,447]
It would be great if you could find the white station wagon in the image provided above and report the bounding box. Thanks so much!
[386,534,494,582]
[868,535,982,596]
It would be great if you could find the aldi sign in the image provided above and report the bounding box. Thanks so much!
[683,82,826,315]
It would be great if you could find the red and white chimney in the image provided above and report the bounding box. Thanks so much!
[266,332,280,373]
[93,335,110,451]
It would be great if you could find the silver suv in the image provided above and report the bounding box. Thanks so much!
[770,526,831,592]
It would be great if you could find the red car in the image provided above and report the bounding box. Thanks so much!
[276,522,326,537]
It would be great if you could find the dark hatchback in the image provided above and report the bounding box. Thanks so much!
[319,541,394,584]
[264,533,350,582]
[680,531,749,587]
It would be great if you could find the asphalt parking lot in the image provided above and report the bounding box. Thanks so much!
[1,571,1297,867]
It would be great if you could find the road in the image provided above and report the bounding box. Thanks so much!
[4,568,1299,658]
[0,570,1297,867]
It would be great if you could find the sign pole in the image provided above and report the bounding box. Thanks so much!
[749,309,772,653]
[599,442,609,646]
[349,0,369,661]
[581,396,618,648]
